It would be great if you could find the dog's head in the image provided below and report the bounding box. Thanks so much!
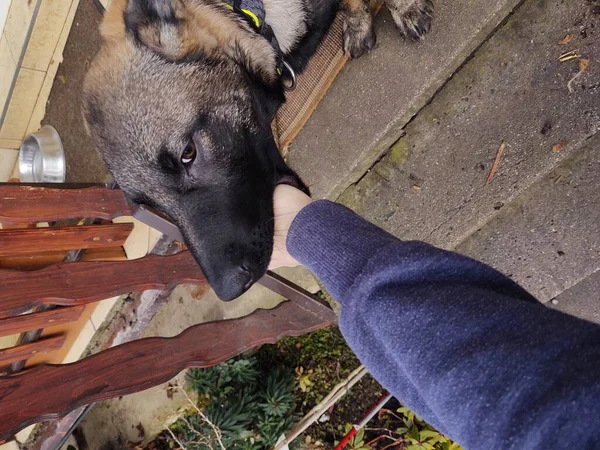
[83,0,307,300]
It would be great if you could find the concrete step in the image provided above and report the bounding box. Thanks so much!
[335,0,599,244]
[550,270,600,325]
[287,0,524,200]
[457,141,599,302]
[326,0,599,303]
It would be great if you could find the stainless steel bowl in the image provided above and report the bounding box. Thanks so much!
[19,125,66,183]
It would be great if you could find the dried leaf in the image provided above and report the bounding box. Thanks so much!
[579,58,590,72]
[558,34,574,45]
[552,141,568,153]
[486,142,506,185]
[559,50,580,62]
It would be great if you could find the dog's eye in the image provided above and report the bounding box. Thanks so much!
[181,141,197,165]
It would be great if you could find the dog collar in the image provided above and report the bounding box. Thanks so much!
[223,0,296,90]
[223,0,265,29]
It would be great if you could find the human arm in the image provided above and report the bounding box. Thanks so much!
[271,185,600,449]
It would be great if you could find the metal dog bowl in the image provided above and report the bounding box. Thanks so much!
[19,125,66,183]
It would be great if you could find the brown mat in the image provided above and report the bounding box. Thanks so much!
[274,1,384,154]
[274,14,349,154]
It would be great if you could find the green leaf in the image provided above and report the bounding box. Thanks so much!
[355,428,365,443]
[410,425,420,440]
[397,406,410,415]
[395,427,409,435]
[420,430,440,439]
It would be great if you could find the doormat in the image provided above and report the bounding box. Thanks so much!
[273,0,384,155]
[274,13,349,154]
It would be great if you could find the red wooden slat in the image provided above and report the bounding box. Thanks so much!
[0,335,65,366]
[0,246,128,271]
[0,300,334,440]
[0,185,131,224]
[0,223,134,257]
[0,251,206,318]
[0,307,84,338]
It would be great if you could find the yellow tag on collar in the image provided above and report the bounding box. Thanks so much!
[223,3,261,29]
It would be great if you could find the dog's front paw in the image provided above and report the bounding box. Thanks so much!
[387,0,434,41]
[343,6,376,58]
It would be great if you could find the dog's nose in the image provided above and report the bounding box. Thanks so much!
[240,265,254,291]
[213,264,255,301]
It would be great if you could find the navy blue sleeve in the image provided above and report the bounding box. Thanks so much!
[286,200,600,450]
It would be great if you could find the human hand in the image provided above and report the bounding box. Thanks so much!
[269,184,313,269]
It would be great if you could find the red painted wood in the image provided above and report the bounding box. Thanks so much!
[0,223,134,256]
[0,301,334,440]
[0,251,206,318]
[0,307,84,338]
[0,185,131,224]
[0,335,65,366]
[0,247,128,271]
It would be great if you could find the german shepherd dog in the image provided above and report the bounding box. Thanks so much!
[82,0,434,300]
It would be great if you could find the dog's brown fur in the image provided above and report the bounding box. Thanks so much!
[83,0,435,300]
[99,0,278,83]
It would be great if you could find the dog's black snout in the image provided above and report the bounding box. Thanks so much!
[213,263,258,302]
[240,265,255,291]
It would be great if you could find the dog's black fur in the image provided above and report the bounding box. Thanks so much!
[83,0,434,300]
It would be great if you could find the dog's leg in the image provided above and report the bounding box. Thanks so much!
[342,0,376,58]
[386,0,433,41]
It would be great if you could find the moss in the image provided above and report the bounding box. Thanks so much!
[388,138,410,166]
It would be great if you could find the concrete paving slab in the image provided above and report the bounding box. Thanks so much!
[337,0,600,250]
[287,0,524,200]
[549,270,600,325]
[457,142,599,302]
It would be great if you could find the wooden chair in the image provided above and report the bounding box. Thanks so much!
[0,183,336,444]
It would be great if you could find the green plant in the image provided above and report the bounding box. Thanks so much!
[255,326,382,446]
[338,424,370,450]
[294,367,314,393]
[168,357,296,449]
[381,406,461,450]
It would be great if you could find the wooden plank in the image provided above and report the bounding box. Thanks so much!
[0,335,65,366]
[82,246,128,261]
[0,307,84,338]
[0,185,131,224]
[0,300,335,440]
[0,251,207,318]
[0,224,134,257]
[0,247,128,271]
[26,236,188,450]
[0,252,67,271]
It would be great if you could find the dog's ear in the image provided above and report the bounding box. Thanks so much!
[124,0,190,58]
[123,0,279,85]
[247,74,285,123]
